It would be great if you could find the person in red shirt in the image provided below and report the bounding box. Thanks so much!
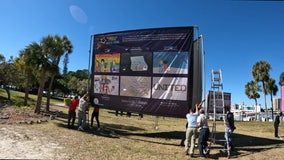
[67,96,79,129]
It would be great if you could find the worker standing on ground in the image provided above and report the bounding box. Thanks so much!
[274,112,283,137]
[197,108,210,158]
[77,92,89,131]
[184,99,205,157]
[67,96,79,129]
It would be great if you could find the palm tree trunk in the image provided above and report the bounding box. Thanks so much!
[270,94,274,120]
[35,69,47,114]
[262,81,268,119]
[24,71,31,106]
[4,87,11,101]
[254,99,258,121]
[46,75,55,112]
[46,56,60,112]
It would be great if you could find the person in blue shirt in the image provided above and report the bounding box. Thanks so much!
[184,99,205,157]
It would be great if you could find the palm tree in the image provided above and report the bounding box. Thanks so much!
[16,42,46,113]
[245,80,261,120]
[265,78,278,120]
[45,35,73,111]
[35,35,55,114]
[15,45,40,106]
[14,56,30,105]
[252,61,271,118]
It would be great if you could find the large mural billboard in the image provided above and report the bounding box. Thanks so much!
[90,27,197,117]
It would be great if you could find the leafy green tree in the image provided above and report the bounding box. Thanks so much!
[252,60,271,118]
[60,70,89,96]
[77,79,89,96]
[245,80,261,120]
[265,78,278,120]
[67,76,80,95]
[74,69,89,80]
[63,53,69,75]
[14,56,29,105]
[0,56,23,101]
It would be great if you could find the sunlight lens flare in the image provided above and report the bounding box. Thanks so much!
[69,5,88,24]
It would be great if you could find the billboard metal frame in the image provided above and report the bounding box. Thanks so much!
[88,26,204,118]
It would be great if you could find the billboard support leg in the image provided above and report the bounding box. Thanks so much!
[154,116,159,130]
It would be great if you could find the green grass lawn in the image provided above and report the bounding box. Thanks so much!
[0,89,63,107]
[0,89,283,160]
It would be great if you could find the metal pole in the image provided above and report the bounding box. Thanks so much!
[200,35,206,113]
[87,35,94,92]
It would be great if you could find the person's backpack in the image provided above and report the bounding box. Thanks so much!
[227,112,236,130]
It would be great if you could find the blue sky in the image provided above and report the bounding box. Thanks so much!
[1,0,284,107]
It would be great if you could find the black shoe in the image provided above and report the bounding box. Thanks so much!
[185,151,189,155]
[204,147,210,155]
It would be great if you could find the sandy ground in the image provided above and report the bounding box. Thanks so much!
[0,125,67,159]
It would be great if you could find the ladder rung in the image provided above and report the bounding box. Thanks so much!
[213,139,226,142]
[210,69,224,146]
[211,86,222,89]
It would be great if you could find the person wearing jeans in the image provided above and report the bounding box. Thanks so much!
[91,104,100,131]
[197,109,210,158]
[184,99,204,157]
[77,93,89,131]
[224,107,236,150]
[274,112,283,137]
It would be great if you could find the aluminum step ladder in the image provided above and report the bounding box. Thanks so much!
[208,69,230,157]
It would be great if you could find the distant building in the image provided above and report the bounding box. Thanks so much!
[231,103,262,121]
[272,98,281,111]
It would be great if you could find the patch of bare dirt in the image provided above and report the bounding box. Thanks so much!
[0,105,67,159]
[0,125,67,159]
[0,105,58,124]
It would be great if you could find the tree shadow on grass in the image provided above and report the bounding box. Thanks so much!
[124,130,283,158]
[124,131,185,147]
[110,128,284,157]
[212,131,283,147]
[206,131,284,159]
[52,110,284,157]
[56,122,123,139]
[54,114,147,139]
[94,122,186,146]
